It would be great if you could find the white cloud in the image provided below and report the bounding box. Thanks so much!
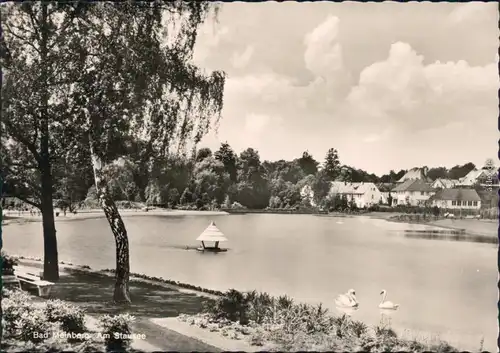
[345,42,498,134]
[197,4,497,172]
[231,45,254,69]
[304,15,344,78]
[448,3,494,24]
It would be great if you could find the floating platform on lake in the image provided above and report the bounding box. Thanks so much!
[195,221,229,253]
[196,247,228,253]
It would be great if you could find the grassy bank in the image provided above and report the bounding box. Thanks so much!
[9,255,226,298]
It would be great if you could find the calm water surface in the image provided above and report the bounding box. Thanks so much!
[3,214,497,350]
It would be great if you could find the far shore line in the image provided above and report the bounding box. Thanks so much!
[3,208,495,241]
[2,209,230,225]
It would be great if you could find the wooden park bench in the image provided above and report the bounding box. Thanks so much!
[13,266,54,298]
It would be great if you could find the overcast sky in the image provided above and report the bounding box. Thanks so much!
[194,2,498,175]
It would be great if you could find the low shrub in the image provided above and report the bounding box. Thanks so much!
[99,313,136,352]
[45,299,86,335]
[3,290,33,335]
[209,289,250,324]
[1,251,19,275]
[246,290,273,324]
[15,309,52,344]
[2,291,55,344]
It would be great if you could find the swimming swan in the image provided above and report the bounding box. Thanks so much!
[378,289,399,310]
[335,289,359,308]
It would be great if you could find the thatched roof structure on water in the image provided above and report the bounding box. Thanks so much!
[196,221,228,243]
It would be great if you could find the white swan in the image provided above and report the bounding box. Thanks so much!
[378,289,399,310]
[335,289,359,308]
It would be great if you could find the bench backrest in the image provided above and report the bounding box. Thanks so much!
[16,273,39,281]
[14,266,41,280]
[13,266,54,285]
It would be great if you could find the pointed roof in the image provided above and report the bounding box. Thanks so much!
[377,183,395,192]
[392,179,434,193]
[329,182,379,195]
[430,188,481,202]
[432,178,458,189]
[459,168,497,185]
[196,221,228,242]
[397,167,432,183]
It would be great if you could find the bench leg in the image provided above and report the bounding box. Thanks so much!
[38,286,52,298]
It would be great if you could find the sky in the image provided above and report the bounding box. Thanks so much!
[193,2,499,175]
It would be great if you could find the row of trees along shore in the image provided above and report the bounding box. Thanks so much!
[82,147,491,213]
[0,1,494,309]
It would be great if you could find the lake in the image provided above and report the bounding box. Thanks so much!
[2,213,497,351]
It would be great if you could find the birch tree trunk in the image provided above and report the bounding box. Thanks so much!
[89,138,131,304]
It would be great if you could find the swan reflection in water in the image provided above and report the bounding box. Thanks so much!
[335,305,360,317]
[378,289,399,326]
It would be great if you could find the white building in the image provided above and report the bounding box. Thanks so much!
[391,179,435,206]
[328,182,383,209]
[430,188,481,210]
[458,169,497,186]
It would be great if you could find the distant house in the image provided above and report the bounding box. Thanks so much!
[377,183,395,205]
[397,167,432,183]
[391,179,435,207]
[329,182,382,209]
[430,188,481,210]
[458,168,498,186]
[431,178,458,189]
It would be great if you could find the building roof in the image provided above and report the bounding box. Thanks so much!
[392,179,435,193]
[329,182,379,195]
[430,188,481,202]
[377,183,395,192]
[458,169,497,185]
[397,168,431,183]
[196,221,228,242]
[432,178,458,189]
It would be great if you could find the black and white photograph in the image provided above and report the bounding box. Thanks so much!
[0,1,498,352]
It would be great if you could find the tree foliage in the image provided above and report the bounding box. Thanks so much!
[323,148,340,181]
[1,1,225,297]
